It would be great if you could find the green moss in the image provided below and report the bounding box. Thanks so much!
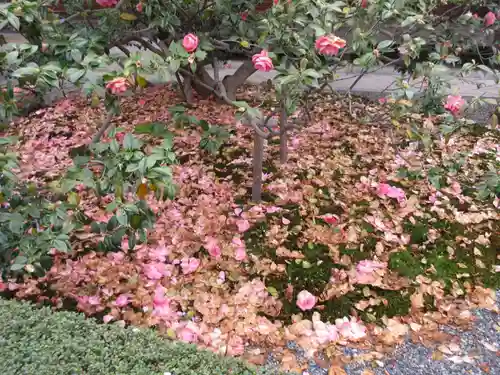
[389,250,424,278]
[323,292,363,320]
[362,289,411,319]
[339,244,372,262]
[283,243,338,295]
[403,220,429,244]
[317,203,344,216]
[243,221,275,259]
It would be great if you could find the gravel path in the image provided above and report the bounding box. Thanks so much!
[271,291,499,375]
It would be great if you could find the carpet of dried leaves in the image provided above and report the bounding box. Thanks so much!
[3,84,499,372]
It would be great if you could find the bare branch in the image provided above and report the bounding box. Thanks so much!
[175,72,194,105]
[93,111,114,143]
[252,135,264,202]
[136,37,165,57]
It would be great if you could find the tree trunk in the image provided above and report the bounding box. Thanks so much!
[180,60,257,102]
[279,102,288,164]
[93,111,114,143]
[222,60,257,101]
[252,134,264,202]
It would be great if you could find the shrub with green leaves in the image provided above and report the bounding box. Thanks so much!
[0,298,280,375]
[0,137,74,276]
[0,132,178,276]
[65,133,177,200]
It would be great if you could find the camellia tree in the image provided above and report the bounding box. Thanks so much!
[0,0,500,364]
[1,0,500,203]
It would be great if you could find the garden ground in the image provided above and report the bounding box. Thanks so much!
[1,82,499,374]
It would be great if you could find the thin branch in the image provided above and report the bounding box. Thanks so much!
[175,72,193,105]
[279,101,288,164]
[136,37,165,57]
[93,111,114,143]
[178,67,271,138]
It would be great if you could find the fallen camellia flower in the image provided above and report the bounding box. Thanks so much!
[444,95,465,116]
[205,237,222,258]
[335,316,367,340]
[180,257,200,274]
[376,183,406,202]
[319,213,339,225]
[355,259,387,284]
[296,290,317,311]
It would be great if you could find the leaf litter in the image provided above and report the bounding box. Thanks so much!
[2,83,499,373]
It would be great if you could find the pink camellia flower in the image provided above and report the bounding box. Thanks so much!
[319,213,339,225]
[236,219,251,233]
[296,290,317,311]
[180,257,200,274]
[274,0,279,4]
[96,0,118,7]
[377,183,406,202]
[227,335,245,356]
[152,285,174,319]
[182,33,199,53]
[114,294,130,307]
[378,97,387,104]
[205,237,222,258]
[232,237,247,261]
[176,322,199,343]
[149,244,169,262]
[103,314,114,323]
[355,260,387,284]
[144,262,168,280]
[357,260,387,274]
[136,2,143,12]
[115,132,126,142]
[252,50,274,72]
[484,11,496,27]
[312,312,339,344]
[138,98,146,106]
[444,95,465,116]
[105,77,129,95]
[361,0,368,8]
[240,11,248,21]
[235,247,247,261]
[335,316,367,340]
[266,206,281,214]
[217,271,226,284]
[315,34,346,56]
[232,237,245,248]
[88,295,101,306]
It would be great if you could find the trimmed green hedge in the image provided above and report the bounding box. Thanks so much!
[0,299,279,375]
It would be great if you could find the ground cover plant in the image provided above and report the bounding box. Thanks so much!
[0,298,278,375]
[0,0,499,373]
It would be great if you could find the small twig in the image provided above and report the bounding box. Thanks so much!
[175,72,193,105]
[136,38,165,57]
[93,111,114,143]
[345,68,367,96]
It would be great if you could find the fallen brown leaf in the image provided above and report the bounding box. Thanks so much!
[328,365,347,375]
